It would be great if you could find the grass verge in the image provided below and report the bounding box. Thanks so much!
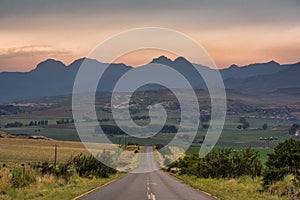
[0,173,124,200]
[172,174,291,200]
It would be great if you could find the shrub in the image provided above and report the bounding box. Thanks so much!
[168,147,262,179]
[11,166,36,188]
[263,139,300,185]
[34,153,117,180]
[267,174,300,199]
[72,153,116,178]
[232,148,262,178]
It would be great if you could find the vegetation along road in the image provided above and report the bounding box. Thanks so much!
[77,147,215,200]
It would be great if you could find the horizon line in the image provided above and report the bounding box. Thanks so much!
[0,55,299,73]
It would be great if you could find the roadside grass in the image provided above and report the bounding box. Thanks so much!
[173,174,290,200]
[116,145,142,171]
[0,173,124,200]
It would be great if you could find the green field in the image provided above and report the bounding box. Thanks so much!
[1,115,294,148]
[0,100,297,167]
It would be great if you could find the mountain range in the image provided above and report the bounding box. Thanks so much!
[0,56,299,102]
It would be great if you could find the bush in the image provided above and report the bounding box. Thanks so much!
[267,174,300,199]
[263,139,300,185]
[168,147,262,179]
[11,166,36,188]
[232,148,262,178]
[34,153,117,180]
[72,153,116,178]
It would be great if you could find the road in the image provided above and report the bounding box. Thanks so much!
[78,147,216,200]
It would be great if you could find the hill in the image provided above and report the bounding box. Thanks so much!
[0,56,300,102]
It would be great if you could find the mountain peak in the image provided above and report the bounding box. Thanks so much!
[32,58,66,73]
[230,64,239,68]
[222,64,239,71]
[151,55,173,65]
[174,56,191,65]
[39,58,64,65]
[267,60,279,65]
[68,57,100,67]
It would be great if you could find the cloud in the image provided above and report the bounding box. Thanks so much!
[1,0,300,30]
[0,45,71,59]
[0,45,73,72]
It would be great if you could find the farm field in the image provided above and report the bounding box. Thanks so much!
[0,138,89,163]
[0,116,295,154]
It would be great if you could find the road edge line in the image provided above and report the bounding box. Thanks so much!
[72,173,127,200]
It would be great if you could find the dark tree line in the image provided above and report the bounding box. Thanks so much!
[95,125,125,135]
[132,116,150,121]
[98,118,109,122]
[56,119,74,125]
[4,121,24,128]
[28,120,48,126]
[94,124,178,135]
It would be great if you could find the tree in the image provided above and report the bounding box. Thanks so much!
[237,125,243,130]
[239,117,247,124]
[200,115,211,123]
[289,123,300,135]
[29,121,35,126]
[262,123,268,130]
[263,139,300,185]
[242,121,250,129]
[4,122,23,128]
[202,124,209,129]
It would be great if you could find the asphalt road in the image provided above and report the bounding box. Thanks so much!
[78,147,216,200]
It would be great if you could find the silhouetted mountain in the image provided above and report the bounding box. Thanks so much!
[0,56,299,102]
[149,56,213,89]
[224,62,300,92]
[221,61,286,79]
[0,58,132,102]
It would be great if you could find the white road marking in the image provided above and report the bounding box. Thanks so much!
[151,193,156,200]
[146,175,157,200]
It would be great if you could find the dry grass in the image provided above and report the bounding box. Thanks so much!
[0,138,90,163]
[0,168,12,194]
[116,145,142,172]
[0,172,124,200]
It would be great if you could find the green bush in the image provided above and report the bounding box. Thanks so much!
[34,152,117,180]
[11,166,36,188]
[263,139,300,185]
[168,147,262,179]
[72,153,116,178]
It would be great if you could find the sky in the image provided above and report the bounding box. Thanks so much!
[0,0,300,72]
